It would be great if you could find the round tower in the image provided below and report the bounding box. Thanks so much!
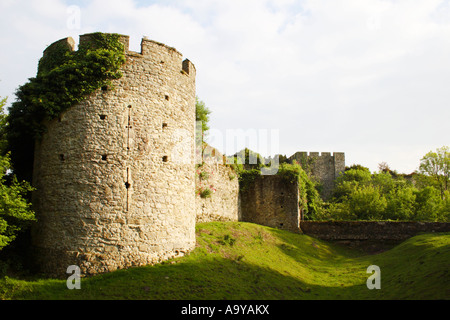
[31,33,197,276]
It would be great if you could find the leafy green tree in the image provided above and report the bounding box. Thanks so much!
[371,171,397,194]
[0,97,35,251]
[385,187,416,220]
[320,149,450,221]
[195,97,212,162]
[195,97,211,135]
[438,192,450,221]
[347,185,387,220]
[326,163,449,222]
[332,167,372,201]
[419,146,450,199]
[277,161,323,220]
[0,96,8,155]
[413,186,442,221]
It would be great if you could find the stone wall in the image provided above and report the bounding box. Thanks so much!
[195,161,240,223]
[301,221,450,241]
[301,221,450,252]
[240,175,300,233]
[32,34,197,277]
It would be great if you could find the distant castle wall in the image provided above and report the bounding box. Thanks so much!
[289,151,345,200]
[32,34,197,277]
[301,221,450,252]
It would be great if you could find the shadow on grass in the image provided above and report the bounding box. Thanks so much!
[13,256,373,300]
[268,228,450,300]
[3,226,449,300]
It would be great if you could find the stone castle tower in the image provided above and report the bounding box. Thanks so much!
[31,33,197,276]
[289,152,345,199]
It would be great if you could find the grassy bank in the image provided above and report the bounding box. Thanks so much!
[1,222,449,300]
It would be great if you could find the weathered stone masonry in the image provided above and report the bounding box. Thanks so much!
[301,221,450,252]
[32,34,197,276]
[195,161,240,223]
[240,175,301,233]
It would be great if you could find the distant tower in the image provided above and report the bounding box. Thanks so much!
[289,152,345,200]
[31,33,197,276]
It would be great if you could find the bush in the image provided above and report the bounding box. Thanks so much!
[325,166,450,222]
[413,186,442,221]
[277,162,323,220]
[0,155,35,251]
[385,187,416,220]
[347,185,387,220]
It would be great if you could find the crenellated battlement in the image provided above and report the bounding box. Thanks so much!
[292,151,345,159]
[79,32,130,51]
[43,37,76,55]
[43,33,195,80]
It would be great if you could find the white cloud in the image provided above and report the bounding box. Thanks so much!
[1,0,449,173]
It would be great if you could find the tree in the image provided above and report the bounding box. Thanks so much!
[195,97,212,163]
[321,150,449,222]
[378,161,390,173]
[0,96,8,155]
[347,185,387,220]
[0,97,36,251]
[195,97,211,135]
[331,167,372,201]
[419,146,450,199]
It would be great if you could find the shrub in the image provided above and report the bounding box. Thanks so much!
[276,162,323,220]
[0,155,35,251]
[385,187,416,220]
[196,186,212,199]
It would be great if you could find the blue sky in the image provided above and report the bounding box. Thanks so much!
[1,0,449,173]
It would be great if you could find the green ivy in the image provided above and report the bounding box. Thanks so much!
[6,33,126,182]
[238,169,262,191]
[277,162,323,219]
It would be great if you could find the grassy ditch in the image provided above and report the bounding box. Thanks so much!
[0,222,448,300]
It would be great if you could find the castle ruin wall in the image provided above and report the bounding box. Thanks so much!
[195,161,240,223]
[239,175,301,233]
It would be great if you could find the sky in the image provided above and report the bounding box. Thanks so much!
[1,0,449,174]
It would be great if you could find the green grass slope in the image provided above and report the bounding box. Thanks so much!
[1,222,449,300]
